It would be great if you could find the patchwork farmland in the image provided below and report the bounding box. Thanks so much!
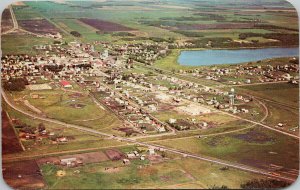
[18,19,60,35]
[78,18,135,32]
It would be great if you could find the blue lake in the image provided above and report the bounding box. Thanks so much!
[178,47,299,66]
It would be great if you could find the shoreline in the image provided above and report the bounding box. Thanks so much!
[154,46,299,69]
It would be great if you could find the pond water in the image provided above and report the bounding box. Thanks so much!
[178,47,299,66]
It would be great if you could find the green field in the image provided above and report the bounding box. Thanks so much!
[238,83,299,130]
[1,34,54,55]
[238,83,299,108]
[9,89,122,133]
[155,127,299,171]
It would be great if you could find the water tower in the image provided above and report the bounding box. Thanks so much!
[229,88,235,106]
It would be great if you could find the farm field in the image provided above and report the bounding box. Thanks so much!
[2,111,23,154]
[3,160,46,189]
[1,0,297,52]
[1,8,14,33]
[238,83,299,108]
[79,18,135,32]
[19,19,60,35]
[1,34,54,55]
[237,83,299,132]
[54,18,114,42]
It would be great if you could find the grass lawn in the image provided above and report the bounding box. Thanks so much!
[154,49,195,71]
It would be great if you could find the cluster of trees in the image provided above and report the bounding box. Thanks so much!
[195,13,226,21]
[70,31,82,37]
[187,31,298,48]
[208,179,291,189]
[173,30,204,37]
[43,65,64,72]
[3,78,29,91]
[289,58,299,64]
[149,37,175,43]
[121,37,148,41]
[53,40,62,45]
[239,32,299,46]
[160,16,204,21]
[187,37,232,48]
[240,179,291,189]
[19,123,45,134]
[254,24,298,32]
[19,124,36,134]
[96,31,110,35]
[112,32,135,37]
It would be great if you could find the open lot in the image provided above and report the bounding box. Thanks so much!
[238,83,299,108]
[19,19,60,35]
[155,127,299,175]
[2,111,23,154]
[1,8,14,33]
[40,156,265,189]
[238,83,299,133]
[1,33,54,55]
[3,160,45,189]
[79,18,134,32]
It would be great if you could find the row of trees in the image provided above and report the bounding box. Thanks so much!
[209,179,291,189]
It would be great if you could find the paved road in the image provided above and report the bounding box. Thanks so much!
[1,89,296,183]
[2,5,40,36]
[2,144,129,163]
[2,6,18,35]
[231,81,289,87]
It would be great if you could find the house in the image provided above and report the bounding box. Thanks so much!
[57,137,68,143]
[148,148,155,155]
[60,158,77,167]
[158,126,166,132]
[277,123,284,128]
[60,80,72,88]
[168,118,177,124]
[126,153,136,159]
[123,159,130,165]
